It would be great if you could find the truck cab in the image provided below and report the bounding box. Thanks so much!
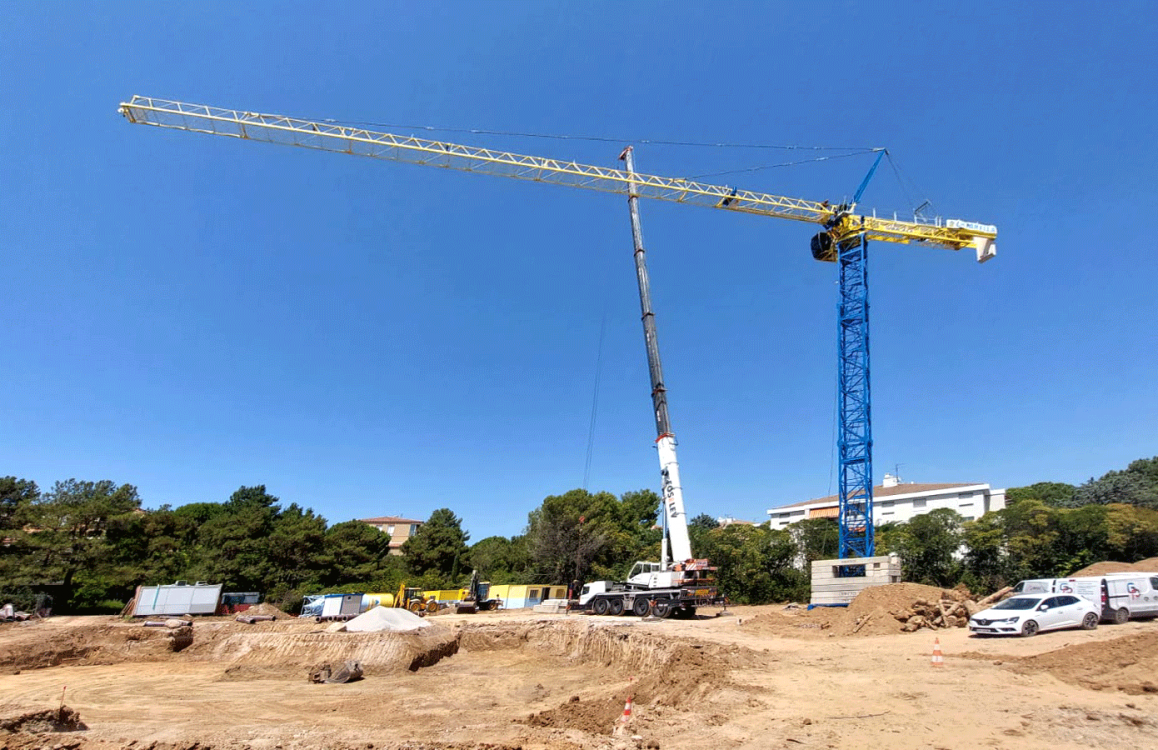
[626,561,681,589]
[578,581,611,607]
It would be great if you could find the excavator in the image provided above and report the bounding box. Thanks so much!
[454,570,500,614]
[394,583,439,616]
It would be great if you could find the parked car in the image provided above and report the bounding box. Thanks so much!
[968,594,1100,637]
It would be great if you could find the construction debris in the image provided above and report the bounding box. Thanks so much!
[166,625,194,652]
[889,591,980,632]
[307,660,364,684]
[235,614,277,624]
[142,619,193,628]
[0,705,87,734]
[976,586,1014,608]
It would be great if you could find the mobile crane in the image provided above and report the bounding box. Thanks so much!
[118,97,997,571]
[569,146,721,619]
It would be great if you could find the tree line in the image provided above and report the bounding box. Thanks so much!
[2,456,1155,613]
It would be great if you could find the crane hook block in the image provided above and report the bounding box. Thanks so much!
[811,232,837,263]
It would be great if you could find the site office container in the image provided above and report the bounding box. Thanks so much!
[320,593,362,619]
[486,584,567,609]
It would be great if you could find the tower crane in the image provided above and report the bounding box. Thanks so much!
[118,96,997,564]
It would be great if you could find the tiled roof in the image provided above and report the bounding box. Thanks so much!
[359,516,425,525]
[770,483,980,512]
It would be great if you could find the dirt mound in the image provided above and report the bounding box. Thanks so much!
[0,705,87,733]
[520,642,735,734]
[1013,631,1158,694]
[1068,558,1158,576]
[1069,561,1137,576]
[0,616,460,677]
[182,622,459,673]
[0,622,177,671]
[488,622,744,735]
[245,602,288,618]
[523,693,623,734]
[848,583,953,617]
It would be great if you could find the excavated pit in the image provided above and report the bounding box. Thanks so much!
[2,616,758,741]
[461,620,747,734]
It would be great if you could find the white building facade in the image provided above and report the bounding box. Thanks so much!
[767,474,1006,530]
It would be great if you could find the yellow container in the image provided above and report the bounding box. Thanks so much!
[424,589,466,603]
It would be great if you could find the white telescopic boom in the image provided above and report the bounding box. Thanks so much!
[620,147,693,566]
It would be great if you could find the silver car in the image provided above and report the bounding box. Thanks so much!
[968,594,1100,637]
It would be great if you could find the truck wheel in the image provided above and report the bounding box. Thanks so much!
[1113,607,1129,625]
[632,598,651,617]
[608,598,625,616]
[652,600,673,619]
[593,598,610,616]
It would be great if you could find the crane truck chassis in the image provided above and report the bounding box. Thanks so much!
[576,560,724,618]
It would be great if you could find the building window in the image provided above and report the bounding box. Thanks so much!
[410,524,419,536]
[963,516,975,521]
[912,499,927,508]
[386,525,395,536]
[959,502,973,508]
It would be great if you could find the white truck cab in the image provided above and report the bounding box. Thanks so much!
[626,561,681,589]
[578,581,609,607]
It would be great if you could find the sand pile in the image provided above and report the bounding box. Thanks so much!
[345,606,431,633]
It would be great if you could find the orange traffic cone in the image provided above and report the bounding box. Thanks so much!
[931,637,944,668]
[612,695,634,736]
[620,695,634,722]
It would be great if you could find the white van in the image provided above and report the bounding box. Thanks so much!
[1012,579,1056,595]
[1104,575,1158,622]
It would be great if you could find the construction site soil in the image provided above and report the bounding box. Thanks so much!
[2,586,1156,750]
[1067,558,1158,577]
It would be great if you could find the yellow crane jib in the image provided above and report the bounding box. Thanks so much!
[117,96,996,261]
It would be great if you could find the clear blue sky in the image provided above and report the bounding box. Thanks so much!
[2,2,1155,542]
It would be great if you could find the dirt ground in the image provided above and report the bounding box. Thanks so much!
[1,599,1156,750]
